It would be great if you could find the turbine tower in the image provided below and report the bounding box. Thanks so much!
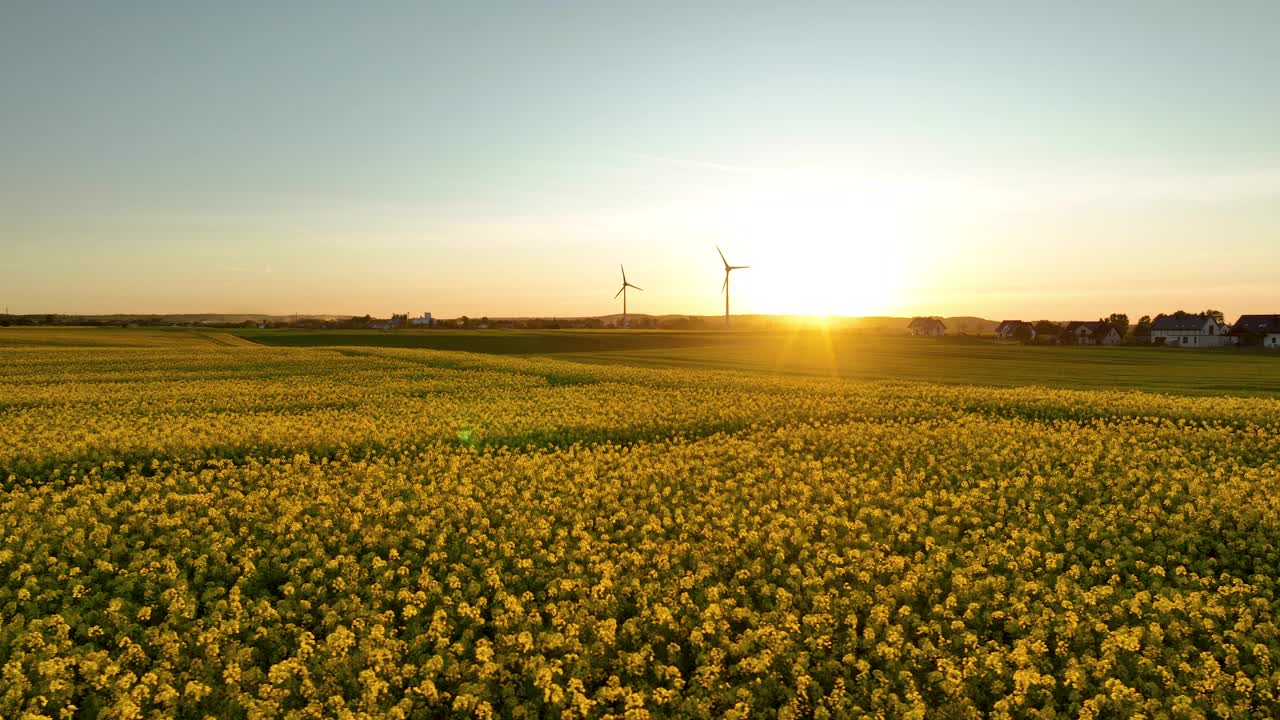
[717,246,750,327]
[614,264,643,328]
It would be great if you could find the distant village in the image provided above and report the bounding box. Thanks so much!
[909,312,1280,348]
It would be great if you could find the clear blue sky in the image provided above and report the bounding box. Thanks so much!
[2,2,1278,319]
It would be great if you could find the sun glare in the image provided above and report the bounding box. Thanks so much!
[709,172,915,317]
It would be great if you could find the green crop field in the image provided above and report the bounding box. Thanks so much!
[5,326,1279,395]
[3,326,1280,717]
[225,326,1280,396]
[230,328,728,355]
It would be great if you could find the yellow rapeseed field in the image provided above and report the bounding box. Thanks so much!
[2,338,1279,718]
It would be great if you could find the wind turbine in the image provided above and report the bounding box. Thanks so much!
[614,264,643,328]
[717,245,749,327]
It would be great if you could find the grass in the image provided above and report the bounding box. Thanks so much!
[3,326,1277,396]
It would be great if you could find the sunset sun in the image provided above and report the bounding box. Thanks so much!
[709,172,914,317]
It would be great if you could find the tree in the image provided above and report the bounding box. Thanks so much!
[1202,309,1225,324]
[1135,315,1153,336]
[1012,323,1035,343]
[1034,320,1060,336]
[1107,313,1130,337]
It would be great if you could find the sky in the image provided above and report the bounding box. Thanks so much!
[2,1,1278,320]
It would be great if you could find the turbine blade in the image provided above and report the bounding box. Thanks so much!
[630,284,644,291]
[614,286,624,299]
[620,264,626,283]
[716,245,729,268]
[732,265,751,270]
[720,276,728,294]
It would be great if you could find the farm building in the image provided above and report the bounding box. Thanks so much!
[1060,321,1121,346]
[409,313,433,327]
[907,317,946,337]
[1229,314,1280,348]
[1149,314,1233,347]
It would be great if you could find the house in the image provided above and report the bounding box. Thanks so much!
[1061,321,1121,346]
[994,320,1025,339]
[1229,315,1280,348]
[409,312,433,327]
[907,317,946,337]
[1061,321,1100,345]
[1094,325,1122,345]
[1003,321,1037,342]
[1150,313,1232,347]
